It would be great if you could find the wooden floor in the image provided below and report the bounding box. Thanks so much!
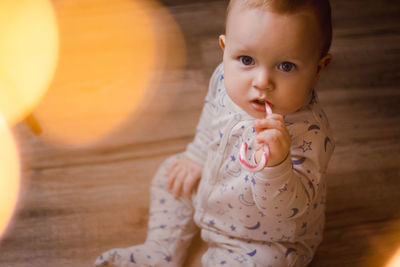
[1,0,400,266]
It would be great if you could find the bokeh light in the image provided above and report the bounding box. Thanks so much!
[0,115,20,238]
[32,0,185,146]
[386,247,400,267]
[0,0,57,240]
[0,0,58,125]
[364,217,400,267]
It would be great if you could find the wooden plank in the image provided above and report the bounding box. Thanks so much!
[1,0,400,266]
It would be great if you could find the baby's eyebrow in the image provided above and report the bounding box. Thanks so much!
[276,54,305,63]
[230,45,251,54]
[229,39,256,52]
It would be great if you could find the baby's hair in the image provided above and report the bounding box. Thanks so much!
[226,0,332,57]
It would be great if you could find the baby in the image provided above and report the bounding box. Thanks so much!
[95,0,334,266]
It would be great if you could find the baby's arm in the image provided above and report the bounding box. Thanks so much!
[166,157,202,198]
[166,64,222,198]
[251,114,333,219]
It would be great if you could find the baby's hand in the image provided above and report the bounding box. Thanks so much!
[166,156,202,198]
[254,114,291,167]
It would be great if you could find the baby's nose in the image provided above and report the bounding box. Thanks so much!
[253,69,274,91]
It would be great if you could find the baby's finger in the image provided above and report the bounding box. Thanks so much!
[166,169,177,190]
[254,115,286,132]
[166,165,183,190]
[183,175,199,198]
[254,119,283,133]
[171,169,186,197]
[256,129,291,155]
[167,158,180,176]
[268,113,285,122]
[256,128,284,145]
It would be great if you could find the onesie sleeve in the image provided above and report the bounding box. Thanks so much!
[249,108,335,220]
[183,64,222,166]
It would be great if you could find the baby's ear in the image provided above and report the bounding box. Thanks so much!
[317,53,332,74]
[313,53,332,87]
[219,35,226,51]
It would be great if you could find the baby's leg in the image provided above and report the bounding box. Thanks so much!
[201,231,312,267]
[94,155,199,267]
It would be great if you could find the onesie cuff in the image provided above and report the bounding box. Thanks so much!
[253,154,292,181]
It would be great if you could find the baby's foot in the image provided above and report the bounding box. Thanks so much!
[94,242,174,267]
[94,247,150,267]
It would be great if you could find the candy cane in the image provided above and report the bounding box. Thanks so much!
[239,101,272,172]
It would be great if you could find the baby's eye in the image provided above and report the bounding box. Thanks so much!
[239,56,255,66]
[278,62,296,72]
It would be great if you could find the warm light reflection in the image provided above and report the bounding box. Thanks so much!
[0,0,58,125]
[0,116,20,238]
[364,217,400,267]
[386,247,400,267]
[33,0,185,146]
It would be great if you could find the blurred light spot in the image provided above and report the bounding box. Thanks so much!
[0,0,58,125]
[364,217,400,267]
[0,115,20,238]
[386,247,400,267]
[33,0,186,146]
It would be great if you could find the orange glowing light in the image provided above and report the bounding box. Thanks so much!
[0,0,58,125]
[386,247,400,267]
[0,115,20,238]
[32,0,186,146]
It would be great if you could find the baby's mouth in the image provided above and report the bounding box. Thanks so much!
[253,99,266,105]
[250,99,270,113]
[250,99,274,116]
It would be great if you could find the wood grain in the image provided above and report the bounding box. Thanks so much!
[1,0,399,266]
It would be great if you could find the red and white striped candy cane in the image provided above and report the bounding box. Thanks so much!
[239,101,272,172]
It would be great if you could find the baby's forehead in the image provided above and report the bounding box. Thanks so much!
[225,7,325,60]
[227,1,318,24]
[225,0,331,56]
[226,3,324,51]
[227,4,319,33]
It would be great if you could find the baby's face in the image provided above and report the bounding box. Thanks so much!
[220,4,331,118]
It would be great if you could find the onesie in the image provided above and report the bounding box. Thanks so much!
[94,63,335,267]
